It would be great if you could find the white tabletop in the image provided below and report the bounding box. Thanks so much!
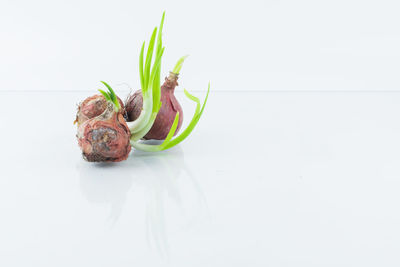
[1,91,399,266]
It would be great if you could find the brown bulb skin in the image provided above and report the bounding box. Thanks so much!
[125,75,183,140]
[75,94,125,126]
[77,104,131,162]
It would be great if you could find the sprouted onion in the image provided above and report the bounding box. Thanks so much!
[77,82,131,162]
[74,92,124,127]
[75,12,210,161]
[125,56,188,140]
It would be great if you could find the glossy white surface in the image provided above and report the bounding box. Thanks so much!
[1,91,400,266]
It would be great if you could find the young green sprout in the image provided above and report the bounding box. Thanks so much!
[77,82,131,162]
[75,11,210,162]
[125,55,188,140]
[124,12,210,152]
[125,12,165,140]
[98,81,121,112]
[130,82,210,152]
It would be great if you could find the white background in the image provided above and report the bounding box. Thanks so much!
[2,1,400,266]
[2,0,400,92]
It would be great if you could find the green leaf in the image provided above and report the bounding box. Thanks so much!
[144,27,158,92]
[100,81,120,111]
[172,55,189,74]
[132,84,210,152]
[162,85,210,150]
[127,28,163,136]
[183,88,200,103]
[130,46,165,138]
[127,12,167,140]
[151,46,165,111]
[199,82,211,116]
[156,11,165,58]
[161,112,179,145]
[98,89,111,101]
[130,103,161,141]
[139,41,145,91]
[131,111,179,151]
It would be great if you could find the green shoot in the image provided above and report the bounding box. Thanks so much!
[163,112,180,143]
[130,103,161,141]
[139,42,145,91]
[98,81,120,112]
[156,12,165,58]
[131,83,210,151]
[172,55,188,74]
[98,89,111,102]
[143,27,158,94]
[127,12,165,138]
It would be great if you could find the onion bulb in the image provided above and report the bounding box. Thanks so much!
[125,57,187,140]
[74,12,211,162]
[75,94,124,126]
[77,82,131,162]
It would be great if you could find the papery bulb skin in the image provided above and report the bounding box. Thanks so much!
[75,94,125,126]
[124,90,142,122]
[77,103,131,162]
[125,73,183,140]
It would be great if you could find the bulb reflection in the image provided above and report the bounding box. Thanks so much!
[77,146,208,259]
